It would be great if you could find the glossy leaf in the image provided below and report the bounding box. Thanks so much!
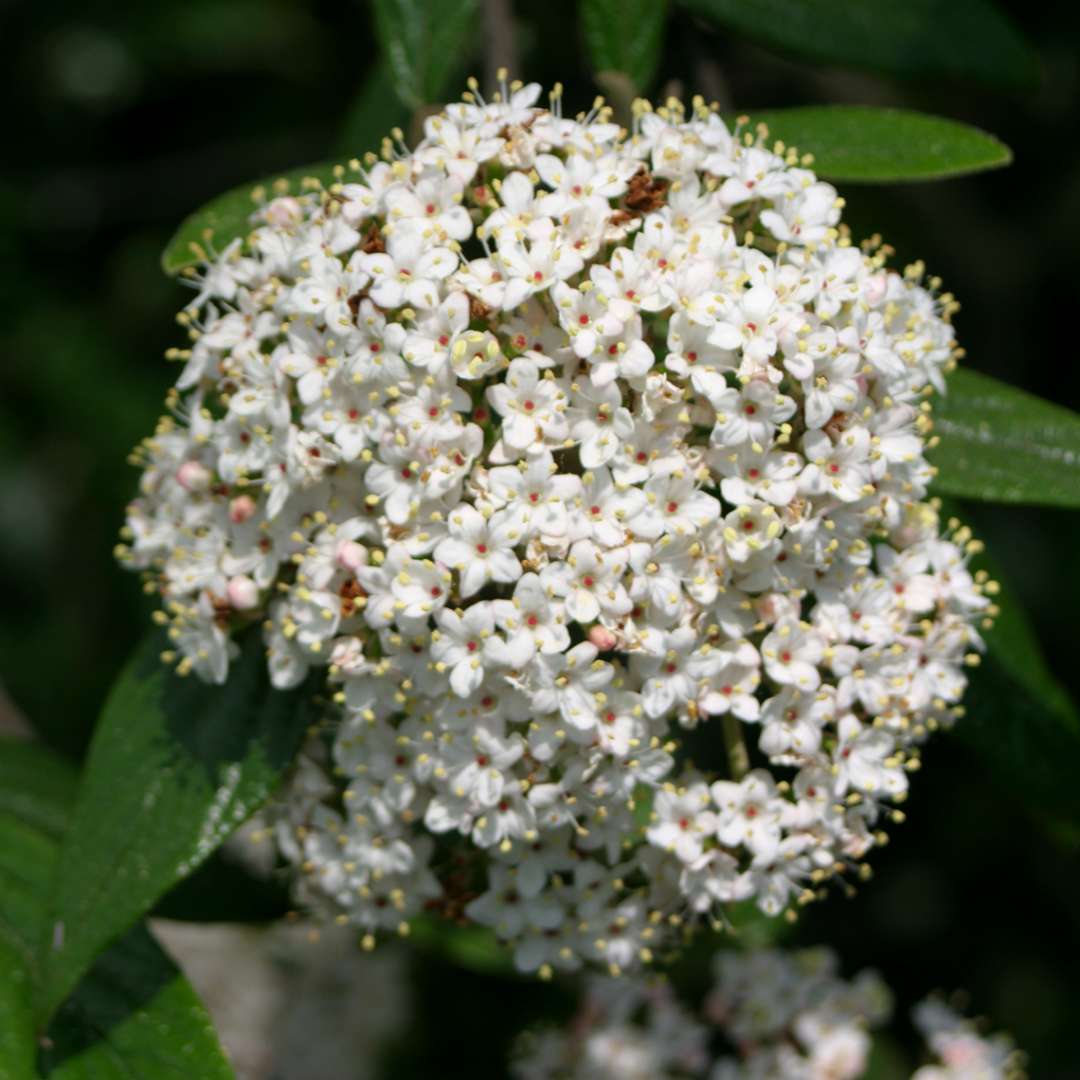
[372,0,479,110]
[0,740,76,997]
[0,739,232,1078]
[678,0,1038,91]
[41,630,317,1020]
[746,106,1011,181]
[41,925,233,1080]
[583,0,668,92]
[161,160,339,275]
[930,369,1080,507]
[0,935,37,1080]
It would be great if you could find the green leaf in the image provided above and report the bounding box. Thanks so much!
[0,739,233,1078]
[41,925,233,1080]
[583,0,669,92]
[41,630,318,1020]
[0,940,36,1080]
[161,160,339,275]
[678,0,1038,91]
[929,369,1080,507]
[938,526,1080,823]
[152,849,290,924]
[745,106,1011,182]
[372,0,479,111]
[335,60,411,160]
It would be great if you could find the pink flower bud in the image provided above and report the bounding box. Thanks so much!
[335,540,368,572]
[863,271,888,306]
[226,575,259,610]
[264,196,303,227]
[229,494,257,523]
[588,625,618,651]
[176,460,211,492]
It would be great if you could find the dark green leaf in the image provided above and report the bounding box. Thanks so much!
[945,533,1080,823]
[372,0,479,110]
[0,738,76,842]
[746,106,1011,181]
[0,940,36,1080]
[335,61,411,160]
[41,630,318,1020]
[152,849,291,924]
[0,740,76,985]
[0,739,233,1078]
[161,161,340,275]
[678,0,1038,91]
[41,925,233,1080]
[583,0,668,92]
[930,369,1080,507]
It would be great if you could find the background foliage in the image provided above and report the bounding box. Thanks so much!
[2,0,1079,1075]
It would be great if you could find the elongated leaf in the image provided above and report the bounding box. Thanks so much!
[41,631,317,1020]
[335,60,411,159]
[42,925,233,1080]
[951,543,1080,823]
[930,369,1080,507]
[0,741,77,992]
[161,160,339,274]
[583,0,668,92]
[679,0,1038,91]
[0,940,36,1080]
[746,106,1011,181]
[372,0,479,110]
[0,739,232,1078]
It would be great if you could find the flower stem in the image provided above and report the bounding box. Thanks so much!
[722,713,749,780]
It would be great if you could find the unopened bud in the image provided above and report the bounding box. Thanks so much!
[229,494,257,523]
[336,539,368,572]
[227,575,260,610]
[863,271,888,306]
[176,460,212,492]
[588,625,618,651]
[264,196,303,227]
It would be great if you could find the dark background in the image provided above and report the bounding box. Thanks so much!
[2,1,1078,1075]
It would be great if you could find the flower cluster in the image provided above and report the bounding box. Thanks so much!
[119,77,994,973]
[512,945,1022,1080]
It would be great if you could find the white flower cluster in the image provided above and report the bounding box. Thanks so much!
[513,946,1022,1080]
[911,999,1024,1080]
[119,77,994,973]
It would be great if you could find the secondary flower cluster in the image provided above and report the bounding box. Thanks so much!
[512,945,1023,1080]
[119,77,993,973]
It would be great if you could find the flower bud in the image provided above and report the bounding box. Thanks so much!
[335,540,368,572]
[863,271,888,306]
[588,624,618,651]
[226,575,260,610]
[176,460,211,492]
[229,494,257,523]
[264,196,303,227]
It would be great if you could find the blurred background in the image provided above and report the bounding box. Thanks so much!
[2,0,1078,1075]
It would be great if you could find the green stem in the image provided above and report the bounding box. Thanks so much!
[722,713,749,780]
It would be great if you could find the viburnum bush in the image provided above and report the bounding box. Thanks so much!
[117,78,994,975]
[8,0,1080,1075]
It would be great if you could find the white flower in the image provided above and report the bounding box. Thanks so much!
[432,603,496,697]
[434,504,524,598]
[711,770,785,859]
